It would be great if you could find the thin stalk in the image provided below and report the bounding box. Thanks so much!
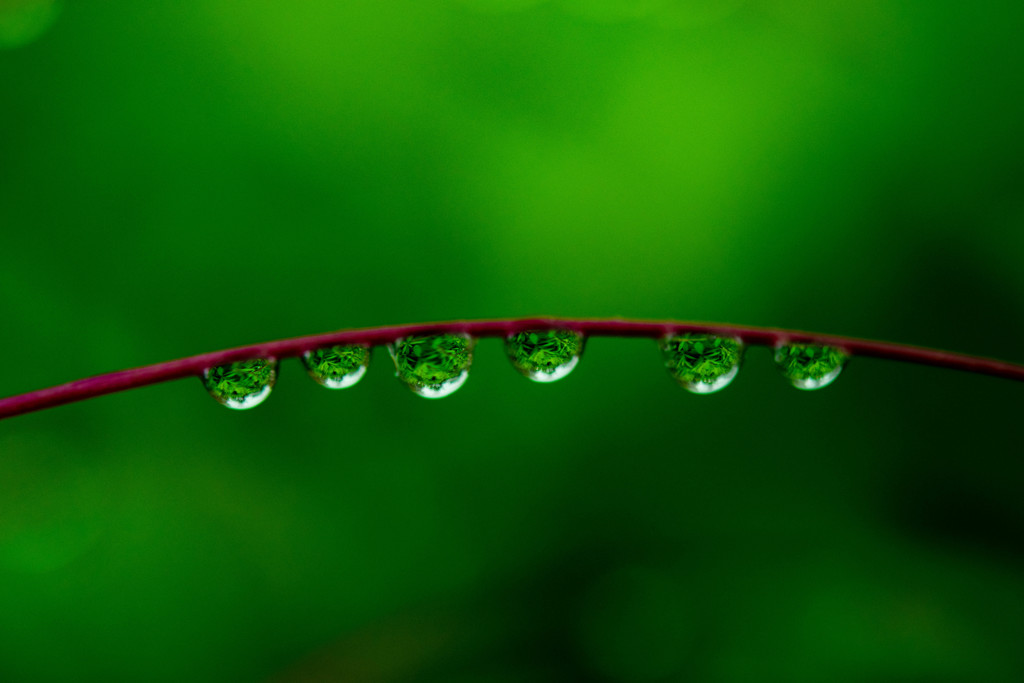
[1,317,1022,420]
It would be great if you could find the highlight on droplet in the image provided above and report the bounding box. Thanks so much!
[660,333,743,394]
[774,343,847,390]
[301,344,369,389]
[388,333,474,398]
[201,358,277,409]
[504,329,585,383]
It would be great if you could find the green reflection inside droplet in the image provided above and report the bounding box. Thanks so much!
[0,0,62,50]
[301,344,369,389]
[660,333,743,394]
[202,358,277,409]
[505,329,584,382]
[774,343,847,390]
[389,333,474,398]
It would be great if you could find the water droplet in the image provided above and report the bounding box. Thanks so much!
[301,344,369,389]
[505,329,585,383]
[389,333,474,399]
[660,333,743,394]
[774,343,847,390]
[202,358,277,409]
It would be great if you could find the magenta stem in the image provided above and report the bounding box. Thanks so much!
[1,317,1022,420]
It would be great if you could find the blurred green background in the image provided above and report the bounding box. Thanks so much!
[2,0,1024,680]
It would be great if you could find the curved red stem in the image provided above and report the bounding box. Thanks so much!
[1,317,1022,420]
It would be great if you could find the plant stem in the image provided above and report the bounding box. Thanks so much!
[1,317,1022,420]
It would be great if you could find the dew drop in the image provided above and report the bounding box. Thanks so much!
[202,358,277,409]
[774,343,847,390]
[505,329,585,383]
[388,333,474,399]
[301,344,369,389]
[660,333,743,394]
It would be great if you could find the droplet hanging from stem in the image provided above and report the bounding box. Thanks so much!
[389,333,475,398]
[660,333,743,394]
[774,343,847,390]
[202,358,277,409]
[505,329,585,383]
[301,344,370,389]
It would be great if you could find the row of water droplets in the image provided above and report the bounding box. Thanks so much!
[200,330,849,410]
